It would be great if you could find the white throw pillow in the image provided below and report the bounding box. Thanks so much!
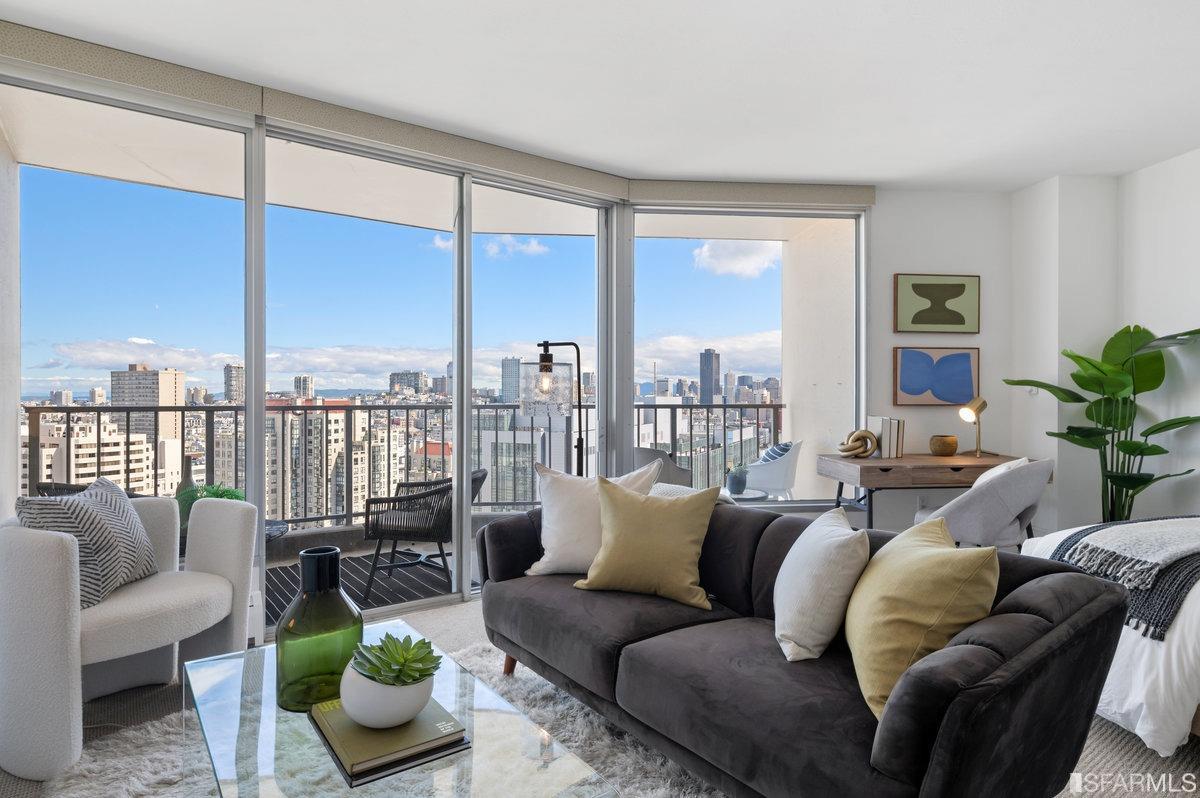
[526,460,662,575]
[974,457,1030,487]
[774,507,870,661]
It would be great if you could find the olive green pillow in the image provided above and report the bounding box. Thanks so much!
[574,478,721,609]
[845,518,999,718]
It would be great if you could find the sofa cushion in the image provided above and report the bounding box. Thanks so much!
[699,504,781,616]
[615,617,915,798]
[80,570,233,665]
[482,574,738,701]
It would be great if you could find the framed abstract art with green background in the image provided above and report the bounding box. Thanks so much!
[894,274,980,333]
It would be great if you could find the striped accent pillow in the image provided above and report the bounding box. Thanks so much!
[15,477,158,608]
[758,441,793,464]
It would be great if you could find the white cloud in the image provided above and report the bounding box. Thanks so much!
[692,240,782,279]
[484,234,550,259]
[41,336,597,392]
[127,336,156,345]
[430,233,454,251]
[634,330,781,382]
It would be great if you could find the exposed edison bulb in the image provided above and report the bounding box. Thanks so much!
[539,372,553,393]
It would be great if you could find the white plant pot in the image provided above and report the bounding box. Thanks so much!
[339,666,435,729]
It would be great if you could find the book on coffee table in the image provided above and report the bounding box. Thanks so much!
[310,697,470,787]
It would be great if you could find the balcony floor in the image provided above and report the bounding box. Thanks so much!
[265,552,452,626]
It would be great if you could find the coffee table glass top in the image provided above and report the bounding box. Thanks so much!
[185,618,615,797]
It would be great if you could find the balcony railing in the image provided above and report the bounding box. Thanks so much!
[21,399,783,530]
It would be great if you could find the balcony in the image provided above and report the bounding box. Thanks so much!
[20,400,783,624]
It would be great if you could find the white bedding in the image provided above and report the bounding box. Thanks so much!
[1023,529,1200,756]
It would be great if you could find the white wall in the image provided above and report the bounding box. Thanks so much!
[1118,147,1200,518]
[0,128,17,515]
[864,189,1012,530]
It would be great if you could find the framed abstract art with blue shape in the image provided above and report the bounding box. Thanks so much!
[893,347,980,406]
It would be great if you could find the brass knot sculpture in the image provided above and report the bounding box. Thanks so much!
[837,429,879,458]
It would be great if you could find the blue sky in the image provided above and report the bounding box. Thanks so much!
[21,166,782,397]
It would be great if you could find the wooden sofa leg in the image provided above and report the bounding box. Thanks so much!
[503,654,517,676]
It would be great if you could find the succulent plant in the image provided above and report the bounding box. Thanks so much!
[350,633,442,686]
[727,464,749,477]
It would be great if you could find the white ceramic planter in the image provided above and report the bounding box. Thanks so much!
[339,666,435,728]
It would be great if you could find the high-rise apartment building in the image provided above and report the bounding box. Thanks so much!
[699,348,720,404]
[50,389,73,406]
[763,377,782,404]
[111,363,185,444]
[294,374,314,399]
[655,378,670,397]
[186,386,209,405]
[223,363,245,404]
[20,419,157,496]
[89,387,105,404]
[500,356,521,403]
[389,370,430,394]
[723,370,737,403]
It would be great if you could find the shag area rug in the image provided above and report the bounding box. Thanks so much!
[43,643,717,798]
[40,642,1200,798]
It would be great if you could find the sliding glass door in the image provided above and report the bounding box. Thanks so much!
[264,137,459,620]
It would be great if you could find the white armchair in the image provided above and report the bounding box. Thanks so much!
[0,496,257,780]
[745,441,803,500]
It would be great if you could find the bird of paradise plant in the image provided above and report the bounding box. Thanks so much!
[1005,325,1200,522]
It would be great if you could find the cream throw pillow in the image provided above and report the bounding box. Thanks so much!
[845,518,999,718]
[574,478,720,609]
[774,508,869,661]
[526,461,662,576]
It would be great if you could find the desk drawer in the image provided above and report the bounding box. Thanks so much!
[857,466,913,488]
[909,466,991,487]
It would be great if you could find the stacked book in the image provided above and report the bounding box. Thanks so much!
[310,698,469,787]
[867,415,906,458]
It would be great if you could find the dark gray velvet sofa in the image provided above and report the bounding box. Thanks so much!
[477,505,1127,798]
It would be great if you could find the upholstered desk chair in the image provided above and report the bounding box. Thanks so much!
[0,497,256,780]
[914,458,1055,552]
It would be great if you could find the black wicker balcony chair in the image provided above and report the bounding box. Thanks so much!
[362,469,488,602]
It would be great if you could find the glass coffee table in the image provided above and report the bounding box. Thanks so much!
[185,618,615,797]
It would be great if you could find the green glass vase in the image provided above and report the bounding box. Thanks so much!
[276,546,363,712]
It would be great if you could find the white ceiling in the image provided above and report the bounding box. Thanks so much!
[2,1,1200,190]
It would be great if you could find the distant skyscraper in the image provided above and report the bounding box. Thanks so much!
[446,361,455,397]
[389,370,430,394]
[699,348,720,404]
[655,378,670,397]
[294,374,314,399]
[737,374,755,389]
[673,378,687,397]
[89,387,106,404]
[50,389,73,406]
[186,386,209,405]
[763,377,782,404]
[223,363,245,404]
[723,370,737,403]
[111,363,185,445]
[500,357,521,403]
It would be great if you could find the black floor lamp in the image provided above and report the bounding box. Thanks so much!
[520,340,585,475]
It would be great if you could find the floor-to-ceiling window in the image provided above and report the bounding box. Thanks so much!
[468,184,599,553]
[264,137,458,621]
[11,83,245,567]
[634,212,858,501]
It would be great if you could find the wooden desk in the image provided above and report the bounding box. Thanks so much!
[816,453,1019,528]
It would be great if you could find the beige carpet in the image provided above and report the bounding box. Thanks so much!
[2,598,1196,797]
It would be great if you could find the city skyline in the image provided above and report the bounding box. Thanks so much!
[20,165,783,398]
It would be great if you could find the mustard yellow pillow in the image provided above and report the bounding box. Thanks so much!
[844,518,998,718]
[574,478,720,609]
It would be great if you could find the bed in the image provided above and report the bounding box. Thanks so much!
[1023,529,1200,756]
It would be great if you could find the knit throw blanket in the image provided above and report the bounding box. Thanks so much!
[1050,516,1200,641]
